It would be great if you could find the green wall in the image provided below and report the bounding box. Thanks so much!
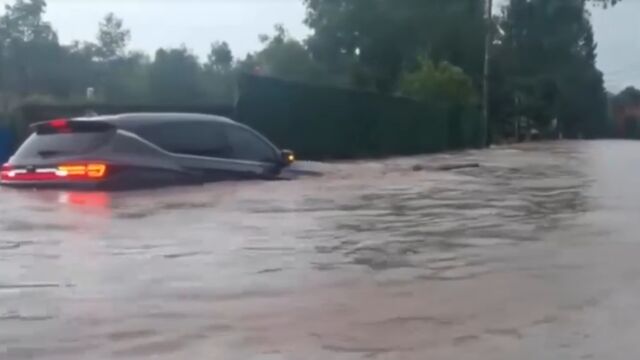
[236,74,485,160]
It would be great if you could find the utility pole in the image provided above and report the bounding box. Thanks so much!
[482,0,494,147]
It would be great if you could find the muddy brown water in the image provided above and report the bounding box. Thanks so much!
[1,141,639,359]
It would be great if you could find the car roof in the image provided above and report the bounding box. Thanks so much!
[73,112,238,128]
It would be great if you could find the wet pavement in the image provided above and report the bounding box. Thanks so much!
[1,140,639,359]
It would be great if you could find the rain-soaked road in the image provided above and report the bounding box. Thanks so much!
[1,140,640,359]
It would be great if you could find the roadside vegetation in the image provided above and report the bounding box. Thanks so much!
[0,0,624,141]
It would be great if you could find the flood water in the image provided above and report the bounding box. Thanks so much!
[1,140,640,359]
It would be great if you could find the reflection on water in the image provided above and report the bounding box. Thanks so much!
[58,192,111,210]
[0,141,632,360]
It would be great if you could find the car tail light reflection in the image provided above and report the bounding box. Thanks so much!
[59,192,111,208]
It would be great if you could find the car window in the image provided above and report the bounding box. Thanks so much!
[12,133,112,161]
[226,126,278,163]
[134,121,231,158]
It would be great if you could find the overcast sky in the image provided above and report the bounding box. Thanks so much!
[590,1,640,92]
[1,0,638,91]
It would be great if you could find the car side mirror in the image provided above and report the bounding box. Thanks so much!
[280,149,295,166]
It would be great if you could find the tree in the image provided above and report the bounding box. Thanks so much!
[57,41,100,100]
[303,0,485,92]
[100,51,151,103]
[202,41,235,104]
[303,0,620,140]
[0,0,623,125]
[608,86,640,137]
[240,25,332,85]
[613,87,640,108]
[148,47,205,104]
[206,41,233,72]
[0,0,56,43]
[0,0,61,107]
[235,53,261,75]
[590,0,623,7]
[400,59,477,107]
[86,13,144,103]
[493,0,609,138]
[95,13,130,61]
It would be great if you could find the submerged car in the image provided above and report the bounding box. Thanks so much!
[0,113,296,190]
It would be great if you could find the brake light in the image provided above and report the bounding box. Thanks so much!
[31,119,115,135]
[49,119,69,128]
[0,163,108,182]
[45,119,72,133]
[57,163,107,179]
[0,164,11,181]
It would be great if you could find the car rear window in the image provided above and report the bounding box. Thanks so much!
[12,133,111,161]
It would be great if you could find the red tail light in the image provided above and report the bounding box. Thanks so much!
[57,163,107,179]
[0,163,12,181]
[31,119,115,135]
[37,118,72,134]
[0,163,108,182]
[49,119,69,129]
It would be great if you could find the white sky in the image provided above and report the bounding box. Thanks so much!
[29,0,311,60]
[0,0,637,91]
[591,1,640,92]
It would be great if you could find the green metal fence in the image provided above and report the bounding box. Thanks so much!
[0,126,12,163]
[236,74,485,160]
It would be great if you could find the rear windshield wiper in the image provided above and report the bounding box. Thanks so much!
[37,150,68,157]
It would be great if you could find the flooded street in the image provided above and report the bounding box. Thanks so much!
[2,140,640,359]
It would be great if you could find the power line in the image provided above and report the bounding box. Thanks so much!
[601,60,640,76]
[603,66,640,78]
[604,68,640,81]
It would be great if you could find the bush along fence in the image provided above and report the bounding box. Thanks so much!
[236,74,485,160]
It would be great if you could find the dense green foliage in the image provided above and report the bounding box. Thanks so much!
[400,59,477,108]
[0,0,238,110]
[302,0,617,140]
[492,0,610,139]
[303,0,486,93]
[0,0,623,145]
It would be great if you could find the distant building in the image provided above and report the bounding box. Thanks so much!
[613,104,640,136]
[611,87,640,138]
